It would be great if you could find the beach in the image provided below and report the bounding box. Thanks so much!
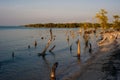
[62,33,120,80]
[77,43,120,80]
[57,30,120,80]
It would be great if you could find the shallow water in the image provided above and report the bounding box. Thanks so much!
[0,26,99,80]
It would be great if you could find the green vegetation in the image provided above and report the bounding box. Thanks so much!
[24,23,101,28]
[95,9,108,29]
[113,15,120,29]
[24,9,120,29]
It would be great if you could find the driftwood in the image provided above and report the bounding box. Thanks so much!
[77,39,81,59]
[50,28,53,40]
[89,43,92,53]
[34,40,37,48]
[50,62,58,80]
[12,52,15,58]
[38,39,52,57]
[49,45,56,52]
[38,29,54,57]
[70,44,72,53]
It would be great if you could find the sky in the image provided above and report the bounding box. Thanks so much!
[0,0,120,26]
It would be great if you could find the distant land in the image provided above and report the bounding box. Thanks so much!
[24,9,120,29]
[24,22,113,28]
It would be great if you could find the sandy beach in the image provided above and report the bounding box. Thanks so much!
[77,34,120,80]
[59,31,120,80]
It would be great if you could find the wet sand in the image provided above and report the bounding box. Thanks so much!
[60,33,120,80]
[77,39,120,80]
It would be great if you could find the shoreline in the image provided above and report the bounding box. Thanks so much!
[60,35,120,80]
[77,39,120,80]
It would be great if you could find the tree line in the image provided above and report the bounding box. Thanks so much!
[24,23,101,28]
[24,9,120,29]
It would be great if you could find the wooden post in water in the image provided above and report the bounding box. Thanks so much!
[28,45,30,49]
[50,28,53,40]
[12,52,14,58]
[49,45,56,52]
[34,40,37,48]
[38,39,52,57]
[77,39,81,59]
[89,43,92,54]
[67,35,69,45]
[50,62,58,80]
[70,44,72,53]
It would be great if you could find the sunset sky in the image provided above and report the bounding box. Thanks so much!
[0,0,120,26]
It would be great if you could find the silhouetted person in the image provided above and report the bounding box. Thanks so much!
[50,62,58,80]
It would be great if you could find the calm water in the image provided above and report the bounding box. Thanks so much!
[0,26,99,80]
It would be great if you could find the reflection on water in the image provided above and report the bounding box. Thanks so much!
[0,26,99,80]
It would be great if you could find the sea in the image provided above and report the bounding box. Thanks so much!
[0,26,99,80]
